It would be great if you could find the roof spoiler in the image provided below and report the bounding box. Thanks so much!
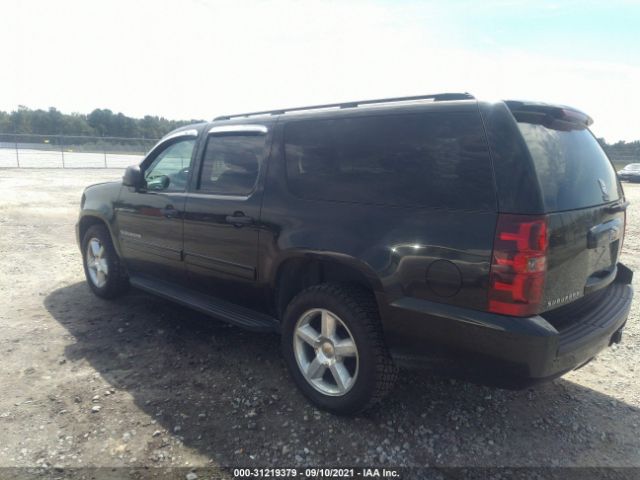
[505,100,593,129]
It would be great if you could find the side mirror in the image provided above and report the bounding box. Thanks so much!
[122,165,144,190]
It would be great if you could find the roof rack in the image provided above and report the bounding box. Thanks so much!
[213,92,474,121]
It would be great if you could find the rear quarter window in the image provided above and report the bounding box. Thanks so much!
[517,123,620,211]
[284,111,496,211]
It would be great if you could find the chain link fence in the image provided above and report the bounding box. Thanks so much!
[0,134,159,168]
[1,132,636,170]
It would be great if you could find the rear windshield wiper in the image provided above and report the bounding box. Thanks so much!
[605,200,630,213]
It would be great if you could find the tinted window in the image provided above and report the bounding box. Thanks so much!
[144,139,195,192]
[199,134,265,195]
[517,123,620,211]
[284,112,495,210]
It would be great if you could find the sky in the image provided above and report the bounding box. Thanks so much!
[3,0,640,142]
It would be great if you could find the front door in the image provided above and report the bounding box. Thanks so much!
[115,134,197,283]
[183,125,269,311]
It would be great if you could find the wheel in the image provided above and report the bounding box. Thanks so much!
[281,283,398,414]
[81,224,128,299]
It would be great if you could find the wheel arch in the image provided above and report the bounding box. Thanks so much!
[271,251,387,320]
[78,212,122,257]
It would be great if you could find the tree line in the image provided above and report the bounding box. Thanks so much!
[597,138,640,165]
[0,106,203,139]
[0,106,638,163]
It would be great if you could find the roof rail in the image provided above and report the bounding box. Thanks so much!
[213,92,474,121]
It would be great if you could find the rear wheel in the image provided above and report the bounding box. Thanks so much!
[281,283,397,414]
[81,224,128,299]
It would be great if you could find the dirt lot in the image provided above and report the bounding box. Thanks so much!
[1,169,639,477]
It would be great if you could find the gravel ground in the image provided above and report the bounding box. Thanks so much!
[0,169,639,478]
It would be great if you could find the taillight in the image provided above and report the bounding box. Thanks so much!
[488,214,548,316]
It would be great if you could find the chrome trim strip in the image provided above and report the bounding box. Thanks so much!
[208,125,268,135]
[120,237,182,261]
[184,251,255,280]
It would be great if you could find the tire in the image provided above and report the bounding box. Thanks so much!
[281,283,398,415]
[81,224,129,299]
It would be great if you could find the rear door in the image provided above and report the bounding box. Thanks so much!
[182,124,270,311]
[510,104,626,311]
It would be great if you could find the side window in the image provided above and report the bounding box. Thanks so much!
[198,134,266,195]
[284,112,496,211]
[144,139,196,192]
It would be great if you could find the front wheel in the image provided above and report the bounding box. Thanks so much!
[281,283,397,415]
[81,224,128,299]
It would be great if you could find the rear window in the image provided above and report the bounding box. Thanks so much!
[517,123,620,211]
[284,112,495,211]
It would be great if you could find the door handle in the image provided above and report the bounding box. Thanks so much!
[225,213,254,227]
[162,205,179,218]
[587,218,623,249]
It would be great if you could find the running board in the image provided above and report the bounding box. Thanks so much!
[129,275,279,333]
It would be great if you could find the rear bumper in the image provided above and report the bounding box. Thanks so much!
[383,264,633,387]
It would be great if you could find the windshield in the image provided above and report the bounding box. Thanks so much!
[623,164,640,171]
[516,123,620,212]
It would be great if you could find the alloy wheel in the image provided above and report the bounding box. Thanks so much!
[86,237,109,288]
[293,308,359,396]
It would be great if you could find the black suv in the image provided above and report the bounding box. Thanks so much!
[77,93,634,414]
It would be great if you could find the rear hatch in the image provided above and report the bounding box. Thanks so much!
[507,101,627,313]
